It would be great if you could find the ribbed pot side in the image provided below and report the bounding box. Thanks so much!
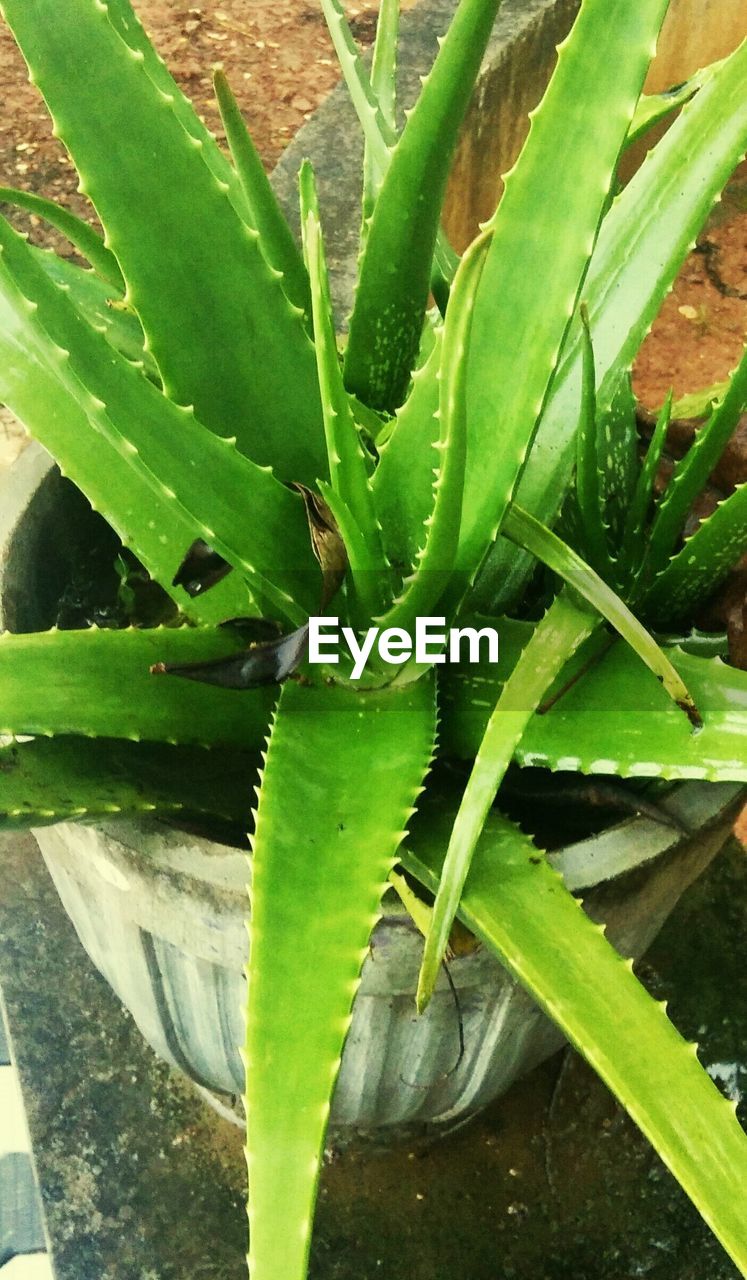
[30,783,743,1140]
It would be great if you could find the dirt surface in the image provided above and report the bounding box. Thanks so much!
[0,2,380,263]
[0,1,744,407]
[633,168,747,410]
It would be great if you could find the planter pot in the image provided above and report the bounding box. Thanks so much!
[1,444,743,1142]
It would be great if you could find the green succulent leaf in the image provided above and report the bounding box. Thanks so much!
[457,0,670,593]
[660,628,730,658]
[441,622,747,783]
[364,0,399,220]
[582,40,747,418]
[574,306,615,577]
[4,622,747,786]
[0,213,319,623]
[371,323,442,579]
[0,185,124,288]
[625,63,715,151]
[320,0,395,180]
[30,245,155,375]
[0,626,276,748]
[503,504,702,726]
[344,0,501,411]
[1,0,327,479]
[475,38,747,611]
[417,589,598,1010]
[0,246,236,624]
[348,391,390,446]
[97,0,252,217]
[597,370,639,552]
[246,675,436,1280]
[617,391,672,584]
[0,735,256,830]
[320,0,459,297]
[370,0,398,130]
[403,796,747,1278]
[299,163,390,619]
[671,379,731,420]
[644,481,747,628]
[642,344,747,584]
[376,232,490,636]
[213,70,311,319]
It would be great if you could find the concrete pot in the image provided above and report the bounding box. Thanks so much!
[1,445,743,1141]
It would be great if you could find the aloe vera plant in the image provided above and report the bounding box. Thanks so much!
[0,1,746,1277]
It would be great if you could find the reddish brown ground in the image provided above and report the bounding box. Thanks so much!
[0,1,380,263]
[0,2,743,410]
[633,168,747,409]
